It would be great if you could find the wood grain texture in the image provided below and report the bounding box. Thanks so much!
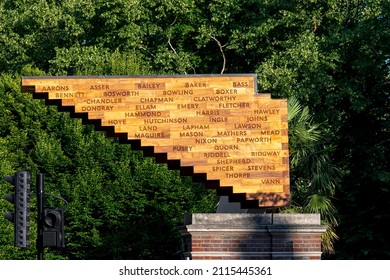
[22,74,290,208]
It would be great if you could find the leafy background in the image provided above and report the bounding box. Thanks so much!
[0,0,389,259]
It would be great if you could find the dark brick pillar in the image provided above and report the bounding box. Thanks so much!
[179,213,326,260]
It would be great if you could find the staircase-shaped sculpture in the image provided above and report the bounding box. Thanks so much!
[22,74,290,208]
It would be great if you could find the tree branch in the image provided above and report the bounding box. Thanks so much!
[210,35,227,74]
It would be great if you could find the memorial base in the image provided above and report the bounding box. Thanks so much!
[179,213,326,260]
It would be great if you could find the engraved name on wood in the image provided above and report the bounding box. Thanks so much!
[22,74,290,208]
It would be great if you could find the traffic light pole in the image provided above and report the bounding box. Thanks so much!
[37,173,44,260]
[4,171,65,258]
[3,170,31,248]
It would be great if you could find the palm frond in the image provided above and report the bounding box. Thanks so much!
[287,97,343,254]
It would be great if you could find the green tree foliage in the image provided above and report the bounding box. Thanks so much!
[0,0,389,259]
[254,1,390,259]
[0,68,217,259]
[287,96,342,254]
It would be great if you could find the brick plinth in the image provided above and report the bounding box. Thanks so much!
[178,213,326,260]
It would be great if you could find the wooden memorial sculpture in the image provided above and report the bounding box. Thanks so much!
[21,74,290,208]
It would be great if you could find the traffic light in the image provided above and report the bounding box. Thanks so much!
[3,170,31,248]
[43,207,65,248]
